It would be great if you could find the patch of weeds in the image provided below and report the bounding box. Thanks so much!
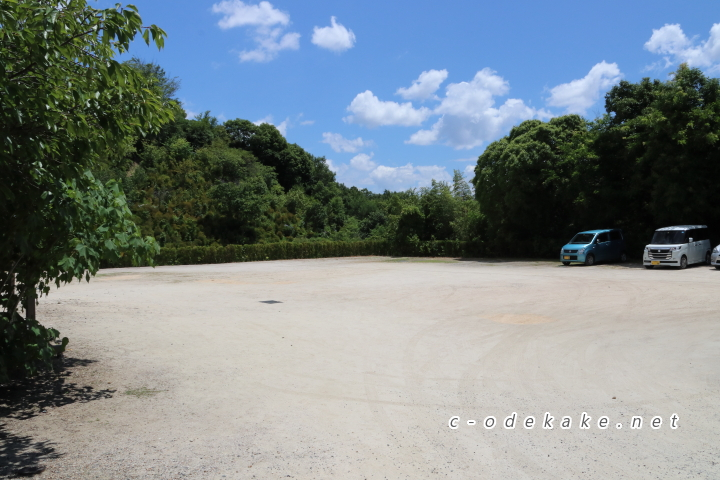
[124,387,163,398]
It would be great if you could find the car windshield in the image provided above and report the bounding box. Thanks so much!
[650,230,685,244]
[569,233,595,244]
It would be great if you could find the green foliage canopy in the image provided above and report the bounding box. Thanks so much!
[0,0,174,380]
[473,65,720,255]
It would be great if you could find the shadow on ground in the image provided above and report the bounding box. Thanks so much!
[454,257,711,270]
[0,357,115,478]
[0,427,60,478]
[0,358,114,421]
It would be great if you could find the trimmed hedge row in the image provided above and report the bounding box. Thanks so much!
[103,239,487,268]
[394,239,487,258]
[157,240,391,266]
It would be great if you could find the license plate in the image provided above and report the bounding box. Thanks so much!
[563,256,570,260]
[651,261,660,265]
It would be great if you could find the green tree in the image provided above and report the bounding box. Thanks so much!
[125,56,180,102]
[420,181,456,240]
[598,65,720,245]
[452,169,473,201]
[473,115,591,255]
[0,0,174,380]
[450,170,485,243]
[224,119,336,193]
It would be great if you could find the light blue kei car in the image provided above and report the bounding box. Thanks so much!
[560,229,628,266]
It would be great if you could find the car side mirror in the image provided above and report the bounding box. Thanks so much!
[689,237,694,243]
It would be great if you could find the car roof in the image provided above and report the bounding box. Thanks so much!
[577,229,619,234]
[655,225,707,231]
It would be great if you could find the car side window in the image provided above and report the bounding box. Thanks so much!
[697,228,708,241]
[609,230,622,241]
[684,229,694,243]
[597,232,610,243]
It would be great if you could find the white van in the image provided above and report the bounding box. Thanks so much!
[643,225,712,269]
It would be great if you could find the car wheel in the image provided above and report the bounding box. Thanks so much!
[620,252,628,263]
[680,255,688,269]
[562,261,570,266]
[584,254,595,266]
[715,265,720,270]
[705,252,711,265]
[644,265,654,269]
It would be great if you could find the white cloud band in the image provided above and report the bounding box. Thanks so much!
[546,61,622,115]
[329,154,451,192]
[344,91,432,127]
[644,23,720,70]
[322,132,372,153]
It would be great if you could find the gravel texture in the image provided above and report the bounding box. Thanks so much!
[1,256,719,479]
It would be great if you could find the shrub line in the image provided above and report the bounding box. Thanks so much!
[102,240,489,268]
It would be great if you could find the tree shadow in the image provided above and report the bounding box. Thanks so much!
[0,357,115,477]
[0,358,115,421]
[558,261,647,269]
[456,257,558,264]
[0,427,60,478]
[454,257,658,269]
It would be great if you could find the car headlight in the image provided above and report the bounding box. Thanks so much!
[714,245,720,253]
[669,246,682,251]
[578,248,585,254]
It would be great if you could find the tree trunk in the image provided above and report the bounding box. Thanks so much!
[5,274,16,321]
[26,288,35,320]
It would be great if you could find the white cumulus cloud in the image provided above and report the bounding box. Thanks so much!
[329,154,450,192]
[312,16,356,52]
[212,0,300,62]
[644,23,720,70]
[408,68,541,149]
[546,61,622,115]
[212,0,289,28]
[237,28,300,62]
[396,69,448,101]
[369,164,451,191]
[347,68,551,150]
[321,132,372,153]
[344,91,432,127]
[349,153,376,171]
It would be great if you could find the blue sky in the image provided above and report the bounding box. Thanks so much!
[103,0,720,192]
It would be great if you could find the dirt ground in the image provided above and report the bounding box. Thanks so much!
[2,256,720,479]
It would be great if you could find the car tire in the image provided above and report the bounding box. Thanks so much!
[705,252,711,265]
[562,261,570,266]
[584,254,595,266]
[715,265,720,270]
[620,252,628,263]
[644,265,654,269]
[680,255,688,269]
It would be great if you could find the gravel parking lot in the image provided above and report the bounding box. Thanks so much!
[2,257,719,479]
